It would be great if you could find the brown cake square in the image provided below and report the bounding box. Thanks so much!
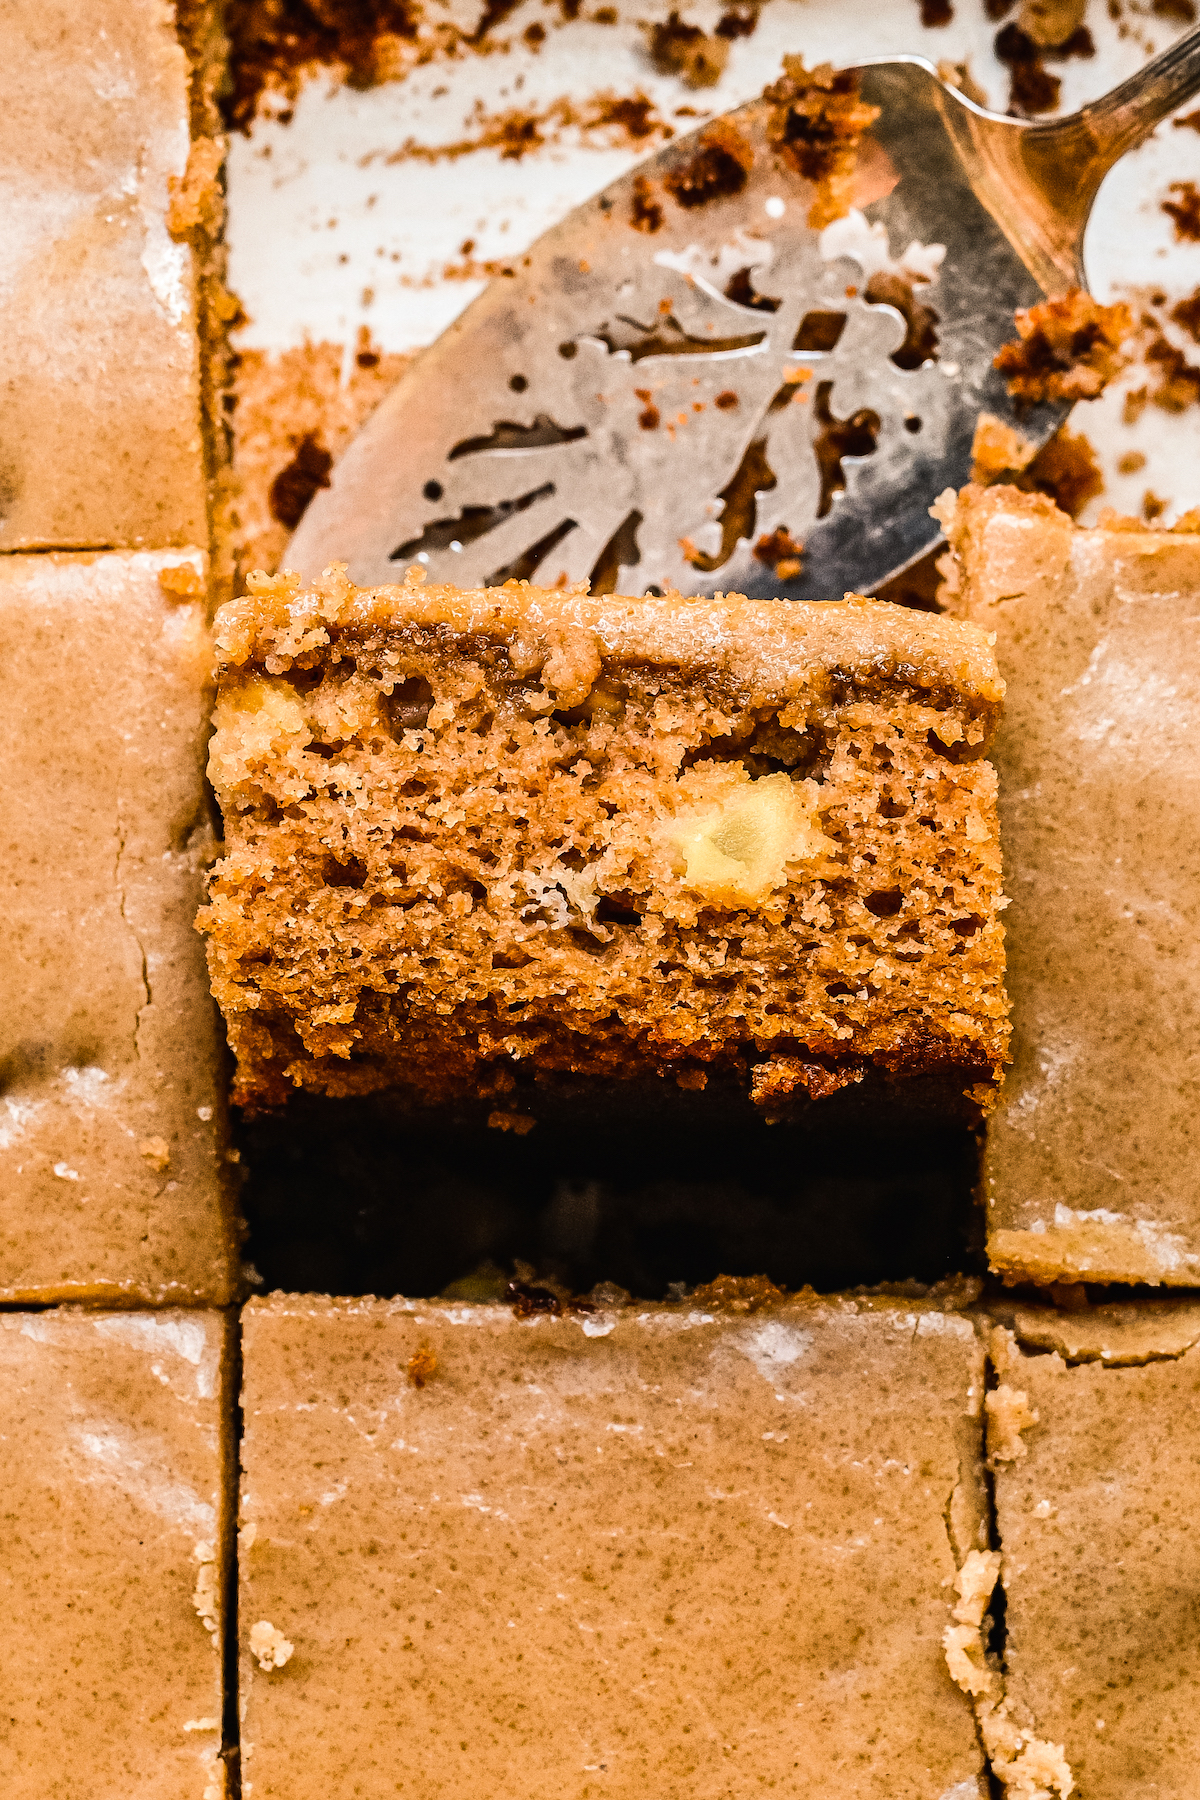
[1,1307,233,1798]
[941,484,1200,1285]
[0,550,237,1303]
[979,1309,1200,1800]
[0,0,214,549]
[238,1291,989,1799]
[201,569,1009,1127]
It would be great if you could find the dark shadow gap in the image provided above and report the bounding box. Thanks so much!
[235,1098,983,1300]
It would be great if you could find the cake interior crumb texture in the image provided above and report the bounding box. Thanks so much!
[941,484,1200,1286]
[995,1324,1200,1799]
[201,572,1009,1125]
[0,1308,232,1800]
[0,551,237,1304]
[0,0,209,549]
[238,1293,988,1799]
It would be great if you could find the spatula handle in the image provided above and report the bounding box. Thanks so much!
[1070,21,1200,171]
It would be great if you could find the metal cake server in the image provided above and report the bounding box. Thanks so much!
[288,27,1200,603]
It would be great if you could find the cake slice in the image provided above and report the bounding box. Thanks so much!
[238,1289,989,1799]
[1,1307,233,1798]
[940,485,1200,1286]
[0,551,237,1304]
[967,1310,1200,1800]
[201,569,1008,1126]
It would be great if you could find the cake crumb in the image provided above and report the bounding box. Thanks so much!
[969,415,1101,518]
[249,1620,294,1671]
[688,1273,786,1312]
[994,290,1131,404]
[986,1383,1039,1464]
[763,58,881,229]
[168,135,225,240]
[663,119,754,208]
[970,414,1037,483]
[159,563,206,601]
[1163,180,1200,242]
[192,1543,218,1634]
[407,1345,438,1388]
[138,1136,172,1174]
[645,10,729,89]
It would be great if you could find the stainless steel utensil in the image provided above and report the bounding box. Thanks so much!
[287,28,1200,602]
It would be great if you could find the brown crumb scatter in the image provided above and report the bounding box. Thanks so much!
[689,1273,786,1312]
[1022,425,1103,518]
[635,388,661,429]
[969,414,1101,518]
[715,5,759,37]
[1146,333,1200,411]
[1117,450,1146,474]
[1018,0,1085,44]
[985,0,1015,14]
[407,1345,437,1387]
[524,20,546,45]
[994,289,1131,404]
[1175,104,1200,131]
[753,526,804,579]
[1164,180,1200,241]
[645,11,729,88]
[391,92,670,164]
[1143,488,1169,522]
[232,333,411,579]
[1172,286,1200,342]
[920,0,954,24]
[995,24,1059,115]
[1123,384,1149,424]
[268,433,333,532]
[764,58,881,230]
[714,389,739,410]
[1153,0,1197,18]
[663,120,754,208]
[224,0,423,133]
[630,175,664,233]
[593,6,618,21]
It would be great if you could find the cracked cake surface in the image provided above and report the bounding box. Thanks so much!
[201,568,1009,1124]
[0,551,237,1304]
[985,1318,1200,1800]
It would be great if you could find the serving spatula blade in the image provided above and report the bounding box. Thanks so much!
[286,34,1200,601]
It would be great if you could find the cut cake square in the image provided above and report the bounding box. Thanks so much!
[0,0,218,549]
[0,551,237,1303]
[0,1307,233,1798]
[238,1290,990,1799]
[977,1309,1200,1800]
[941,484,1200,1285]
[202,569,1009,1127]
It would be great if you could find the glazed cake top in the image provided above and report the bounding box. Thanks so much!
[214,566,1004,719]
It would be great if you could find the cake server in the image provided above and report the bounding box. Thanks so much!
[287,28,1200,603]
